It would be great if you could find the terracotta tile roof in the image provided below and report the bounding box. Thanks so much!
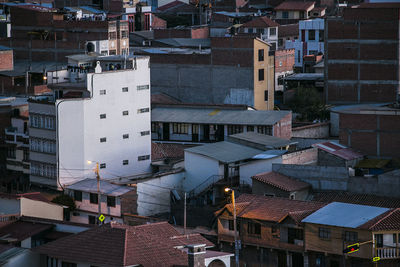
[312,191,400,208]
[0,221,54,243]
[152,142,197,161]
[359,208,400,231]
[312,141,364,161]
[278,23,299,37]
[34,222,214,267]
[252,171,310,192]
[157,0,197,13]
[241,16,279,28]
[217,194,325,223]
[284,209,316,224]
[275,1,315,11]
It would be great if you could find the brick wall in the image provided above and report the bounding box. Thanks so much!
[275,49,294,73]
[282,147,318,165]
[151,15,167,30]
[273,112,292,139]
[0,50,13,71]
[292,122,329,138]
[339,111,400,157]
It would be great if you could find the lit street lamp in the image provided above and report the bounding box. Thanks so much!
[225,187,239,267]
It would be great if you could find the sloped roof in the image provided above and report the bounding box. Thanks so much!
[217,194,325,223]
[0,192,53,204]
[157,0,197,13]
[311,191,400,209]
[228,132,295,149]
[151,93,181,105]
[241,16,279,28]
[152,142,197,161]
[66,179,134,196]
[252,171,310,192]
[0,221,53,242]
[152,107,290,126]
[302,202,390,228]
[359,208,400,231]
[312,141,364,161]
[185,141,264,163]
[34,222,213,267]
[275,1,315,11]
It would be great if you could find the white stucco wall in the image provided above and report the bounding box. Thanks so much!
[184,151,221,192]
[239,156,283,185]
[137,171,185,216]
[0,198,20,215]
[20,198,64,221]
[58,57,151,186]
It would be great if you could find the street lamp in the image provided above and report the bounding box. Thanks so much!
[225,187,239,267]
[87,160,101,225]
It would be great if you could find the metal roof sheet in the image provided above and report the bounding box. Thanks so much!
[152,107,290,126]
[229,132,295,148]
[302,202,390,228]
[67,178,134,196]
[312,141,364,161]
[252,149,287,159]
[185,141,264,163]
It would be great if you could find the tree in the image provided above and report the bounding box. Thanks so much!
[52,194,76,211]
[288,86,329,122]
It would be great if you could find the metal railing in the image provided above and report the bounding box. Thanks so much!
[188,175,224,198]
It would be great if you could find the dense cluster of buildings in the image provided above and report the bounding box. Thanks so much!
[0,0,398,266]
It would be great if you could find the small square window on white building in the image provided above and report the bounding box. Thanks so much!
[137,108,149,114]
[100,90,106,95]
[138,155,150,161]
[122,110,129,116]
[100,114,106,119]
[140,131,150,136]
[100,163,106,169]
[100,137,107,143]
[123,134,129,139]
[122,87,128,92]
[123,160,129,165]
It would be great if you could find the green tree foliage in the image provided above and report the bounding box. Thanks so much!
[52,194,76,211]
[289,86,329,122]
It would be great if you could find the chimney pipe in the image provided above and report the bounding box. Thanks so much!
[186,244,206,267]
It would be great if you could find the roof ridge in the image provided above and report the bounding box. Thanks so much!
[366,208,397,230]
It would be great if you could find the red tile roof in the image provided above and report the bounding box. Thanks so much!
[284,210,316,224]
[275,1,315,11]
[312,191,400,209]
[34,222,214,267]
[358,208,400,231]
[151,93,181,105]
[217,194,325,223]
[0,221,53,243]
[252,171,310,192]
[312,141,364,161]
[241,16,279,28]
[152,142,196,161]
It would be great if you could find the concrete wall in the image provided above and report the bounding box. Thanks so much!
[292,122,330,138]
[151,63,255,107]
[184,151,221,192]
[272,163,348,190]
[0,198,20,214]
[58,57,151,186]
[136,171,184,216]
[2,249,39,267]
[282,147,318,165]
[240,157,282,185]
[348,170,400,198]
[20,198,64,221]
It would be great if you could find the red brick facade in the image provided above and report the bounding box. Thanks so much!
[0,50,13,71]
[273,112,292,139]
[275,49,294,73]
[325,4,400,104]
[339,109,400,157]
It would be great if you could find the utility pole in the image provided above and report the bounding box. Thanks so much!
[184,192,187,235]
[232,189,239,267]
[95,162,101,225]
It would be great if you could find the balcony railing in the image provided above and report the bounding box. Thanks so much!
[375,247,400,259]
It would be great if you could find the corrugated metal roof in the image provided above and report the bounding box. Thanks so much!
[252,149,287,159]
[185,141,263,163]
[67,178,134,196]
[229,132,295,148]
[312,141,364,161]
[152,107,290,126]
[302,202,390,228]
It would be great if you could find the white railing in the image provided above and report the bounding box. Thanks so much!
[376,247,399,259]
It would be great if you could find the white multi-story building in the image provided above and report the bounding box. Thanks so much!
[285,18,324,68]
[29,55,152,189]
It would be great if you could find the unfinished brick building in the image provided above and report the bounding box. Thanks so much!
[0,5,129,62]
[325,3,400,104]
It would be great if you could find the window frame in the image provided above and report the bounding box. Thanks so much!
[107,196,116,207]
[122,110,129,116]
[100,137,107,143]
[318,227,331,239]
[122,87,129,92]
[258,69,264,81]
[258,49,264,61]
[123,159,129,165]
[100,89,106,95]
[89,193,98,204]
[100,114,106,119]
[74,190,82,202]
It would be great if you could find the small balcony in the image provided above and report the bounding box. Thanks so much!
[375,247,400,259]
